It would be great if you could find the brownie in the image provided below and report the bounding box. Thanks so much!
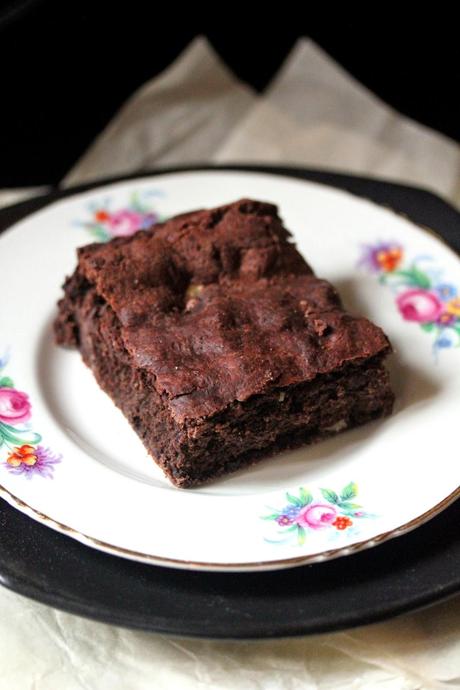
[55,199,394,487]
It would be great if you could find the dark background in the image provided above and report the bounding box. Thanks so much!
[1,1,459,187]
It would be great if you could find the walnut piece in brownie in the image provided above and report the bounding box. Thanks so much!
[55,199,394,487]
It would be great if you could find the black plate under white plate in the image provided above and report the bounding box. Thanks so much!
[0,166,459,638]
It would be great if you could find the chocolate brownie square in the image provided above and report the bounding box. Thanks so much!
[55,199,394,487]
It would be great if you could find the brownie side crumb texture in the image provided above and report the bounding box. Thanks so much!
[55,198,394,487]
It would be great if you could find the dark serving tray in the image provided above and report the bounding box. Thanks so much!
[1,165,459,639]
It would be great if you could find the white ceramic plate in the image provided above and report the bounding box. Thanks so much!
[0,170,459,571]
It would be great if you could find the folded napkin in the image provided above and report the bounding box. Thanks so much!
[1,37,460,690]
[64,37,460,207]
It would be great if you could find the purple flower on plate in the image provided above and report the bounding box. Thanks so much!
[436,312,457,327]
[5,445,61,479]
[359,242,403,273]
[276,515,294,526]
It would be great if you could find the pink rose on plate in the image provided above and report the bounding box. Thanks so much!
[107,210,143,237]
[396,289,443,323]
[0,388,32,425]
[296,503,337,529]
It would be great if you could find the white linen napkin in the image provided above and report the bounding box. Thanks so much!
[64,37,460,206]
[63,38,257,186]
[1,36,460,690]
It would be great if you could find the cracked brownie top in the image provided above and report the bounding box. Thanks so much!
[74,198,391,421]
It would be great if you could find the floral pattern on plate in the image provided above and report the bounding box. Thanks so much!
[75,190,164,242]
[359,242,460,355]
[0,350,61,479]
[262,482,374,545]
